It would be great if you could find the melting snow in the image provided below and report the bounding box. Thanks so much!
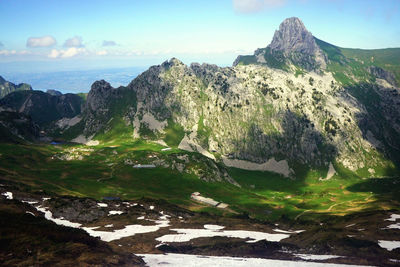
[156,228,290,244]
[139,253,360,267]
[150,205,154,210]
[378,240,400,251]
[2,192,13,199]
[108,210,124,216]
[105,224,113,228]
[385,223,400,230]
[204,224,225,230]
[22,200,38,204]
[35,206,82,228]
[33,205,170,242]
[25,211,35,216]
[137,216,145,220]
[42,197,51,201]
[385,214,400,222]
[273,229,304,234]
[97,203,108,207]
[294,254,342,260]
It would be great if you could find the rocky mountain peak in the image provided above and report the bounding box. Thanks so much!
[161,57,185,69]
[86,80,115,112]
[269,17,318,55]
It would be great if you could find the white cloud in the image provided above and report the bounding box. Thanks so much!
[96,50,108,56]
[233,0,286,13]
[26,35,56,47]
[48,49,61,58]
[48,47,86,58]
[64,36,84,47]
[102,40,117,46]
[0,49,31,56]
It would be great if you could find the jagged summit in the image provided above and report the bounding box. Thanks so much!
[234,17,326,72]
[269,17,318,55]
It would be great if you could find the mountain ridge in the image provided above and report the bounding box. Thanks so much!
[1,17,400,179]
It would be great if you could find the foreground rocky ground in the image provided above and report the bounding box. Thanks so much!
[1,181,399,266]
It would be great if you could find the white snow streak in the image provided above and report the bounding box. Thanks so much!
[2,191,13,199]
[139,253,363,267]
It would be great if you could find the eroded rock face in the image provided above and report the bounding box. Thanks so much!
[269,17,318,55]
[268,17,326,71]
[80,57,399,173]
[234,17,327,72]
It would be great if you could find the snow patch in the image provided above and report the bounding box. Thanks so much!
[385,223,400,230]
[97,203,108,207]
[156,228,290,244]
[204,224,225,230]
[273,229,305,234]
[22,200,39,204]
[108,210,124,216]
[35,206,82,228]
[378,240,400,251]
[1,191,13,199]
[294,254,342,260]
[140,253,357,267]
[34,205,170,242]
[385,214,400,222]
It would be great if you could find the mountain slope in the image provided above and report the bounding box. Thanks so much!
[0,75,32,99]
[0,90,83,127]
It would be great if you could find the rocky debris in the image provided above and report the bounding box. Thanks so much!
[52,147,93,161]
[0,75,32,99]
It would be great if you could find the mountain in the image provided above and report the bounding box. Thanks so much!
[234,17,327,72]
[1,17,400,179]
[73,21,399,177]
[0,90,83,127]
[0,75,32,99]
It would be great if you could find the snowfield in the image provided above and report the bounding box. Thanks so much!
[156,225,291,244]
[139,253,367,267]
[34,205,171,242]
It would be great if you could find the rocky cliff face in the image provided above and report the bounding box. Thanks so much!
[0,75,32,99]
[234,17,327,72]
[79,55,399,176]
[0,90,83,126]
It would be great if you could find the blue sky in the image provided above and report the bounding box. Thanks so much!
[0,0,399,72]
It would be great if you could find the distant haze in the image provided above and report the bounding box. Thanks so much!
[4,67,146,94]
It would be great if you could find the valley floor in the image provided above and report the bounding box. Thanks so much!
[0,141,399,266]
